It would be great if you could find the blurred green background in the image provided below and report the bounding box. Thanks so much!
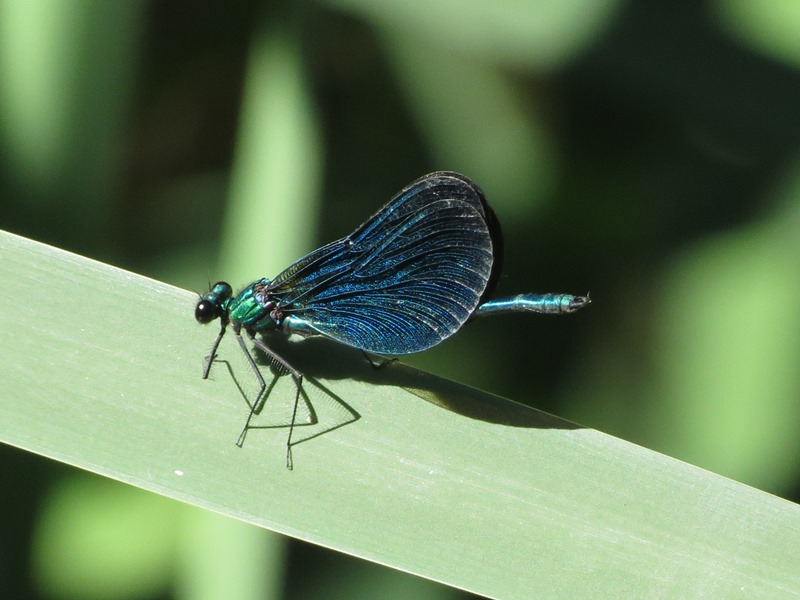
[2,1,800,598]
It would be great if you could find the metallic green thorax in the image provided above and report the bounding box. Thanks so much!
[226,279,280,331]
[196,279,281,333]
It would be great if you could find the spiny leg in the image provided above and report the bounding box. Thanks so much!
[234,330,267,448]
[202,320,228,379]
[285,372,303,471]
[249,334,304,470]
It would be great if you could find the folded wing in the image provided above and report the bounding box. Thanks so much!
[267,172,496,354]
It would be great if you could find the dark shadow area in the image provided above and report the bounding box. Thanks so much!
[215,333,583,438]
[213,356,360,457]
[0,445,57,600]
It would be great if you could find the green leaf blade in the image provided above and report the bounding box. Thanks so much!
[1,229,798,600]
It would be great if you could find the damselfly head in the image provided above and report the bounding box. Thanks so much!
[195,281,233,324]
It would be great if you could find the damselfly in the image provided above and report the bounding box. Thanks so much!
[196,172,590,468]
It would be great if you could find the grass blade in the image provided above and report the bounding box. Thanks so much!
[1,229,798,599]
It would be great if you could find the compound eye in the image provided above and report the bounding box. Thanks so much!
[195,299,220,324]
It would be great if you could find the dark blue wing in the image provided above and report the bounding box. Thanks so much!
[267,172,496,354]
